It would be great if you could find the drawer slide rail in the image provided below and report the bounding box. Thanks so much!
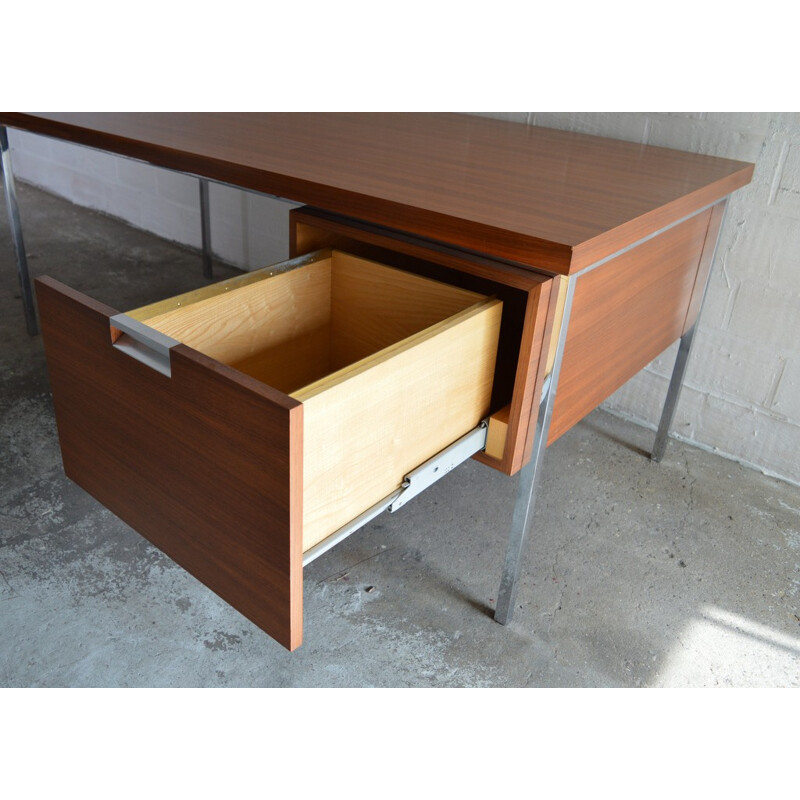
[388,422,488,513]
[302,421,488,567]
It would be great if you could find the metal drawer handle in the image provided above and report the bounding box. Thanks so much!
[109,314,180,378]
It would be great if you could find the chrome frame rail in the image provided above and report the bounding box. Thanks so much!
[651,324,697,463]
[199,178,213,279]
[1,126,38,336]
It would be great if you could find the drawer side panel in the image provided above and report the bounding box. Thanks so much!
[36,277,304,651]
[298,300,503,551]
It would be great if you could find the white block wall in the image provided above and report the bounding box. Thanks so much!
[7,114,800,485]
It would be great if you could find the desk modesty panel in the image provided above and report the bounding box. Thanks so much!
[0,113,754,651]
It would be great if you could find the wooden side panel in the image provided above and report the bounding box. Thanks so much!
[295,300,503,551]
[330,252,484,369]
[549,209,713,444]
[486,279,550,473]
[36,277,304,651]
[142,257,333,394]
[126,251,331,323]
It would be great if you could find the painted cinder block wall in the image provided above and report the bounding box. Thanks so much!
[6,113,800,485]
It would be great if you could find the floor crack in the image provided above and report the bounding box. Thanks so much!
[672,452,698,559]
[0,568,17,598]
[315,546,398,585]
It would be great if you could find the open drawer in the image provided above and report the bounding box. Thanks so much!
[36,249,511,650]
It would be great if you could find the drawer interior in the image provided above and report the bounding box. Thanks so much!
[125,250,503,550]
[130,250,486,394]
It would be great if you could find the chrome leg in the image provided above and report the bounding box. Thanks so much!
[651,325,697,462]
[493,396,551,624]
[495,278,575,625]
[1,127,38,336]
[651,201,727,462]
[199,178,213,279]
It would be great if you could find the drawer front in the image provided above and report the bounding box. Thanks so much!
[36,277,304,650]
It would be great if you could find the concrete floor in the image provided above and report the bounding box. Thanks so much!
[2,183,800,688]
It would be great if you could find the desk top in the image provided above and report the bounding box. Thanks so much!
[1,112,753,274]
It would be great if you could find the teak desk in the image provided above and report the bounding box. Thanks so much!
[0,113,754,650]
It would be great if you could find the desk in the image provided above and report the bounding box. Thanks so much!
[0,113,754,650]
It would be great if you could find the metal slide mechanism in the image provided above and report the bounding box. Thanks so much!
[302,422,489,567]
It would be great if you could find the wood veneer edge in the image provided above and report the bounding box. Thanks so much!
[570,174,752,273]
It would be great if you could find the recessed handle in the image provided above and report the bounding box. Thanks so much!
[109,314,180,378]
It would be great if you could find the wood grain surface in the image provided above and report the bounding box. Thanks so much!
[328,252,484,369]
[140,255,334,394]
[548,209,714,443]
[2,112,753,274]
[295,298,502,550]
[36,276,304,650]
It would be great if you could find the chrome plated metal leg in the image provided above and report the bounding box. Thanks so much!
[651,325,697,463]
[493,398,551,624]
[494,278,576,625]
[199,178,213,279]
[651,201,728,462]
[1,126,38,336]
